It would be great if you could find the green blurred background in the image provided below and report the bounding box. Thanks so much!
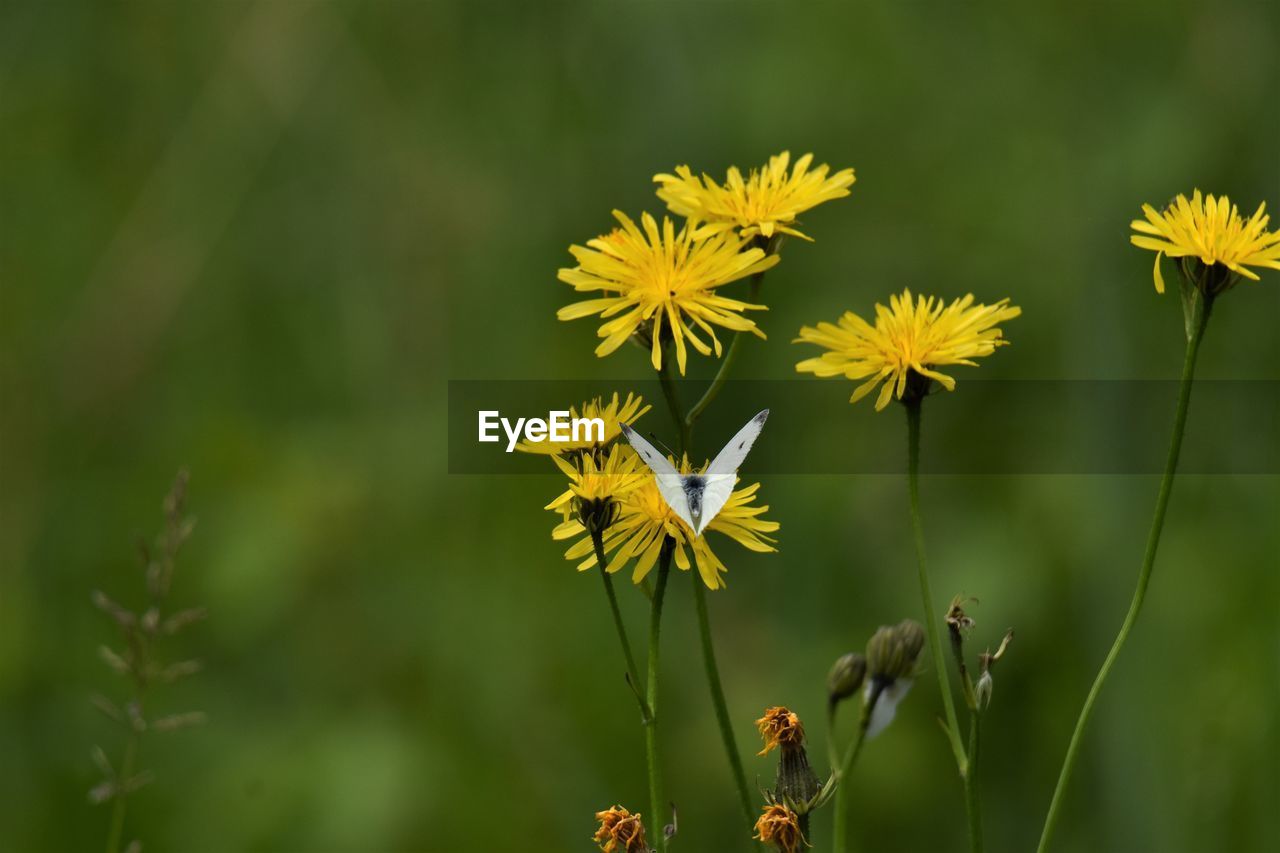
[2,1,1278,850]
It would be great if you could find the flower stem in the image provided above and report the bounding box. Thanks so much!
[658,356,691,456]
[592,529,651,720]
[693,570,756,829]
[646,543,673,851]
[662,344,758,839]
[831,683,884,852]
[685,270,765,428]
[905,398,969,774]
[1035,293,1210,853]
[964,712,983,853]
[104,733,137,853]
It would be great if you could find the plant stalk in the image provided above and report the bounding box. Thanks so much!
[905,398,969,773]
[965,712,984,853]
[646,544,673,851]
[104,734,137,853]
[685,270,765,428]
[1035,292,1210,853]
[831,683,884,852]
[592,529,651,720]
[694,570,756,828]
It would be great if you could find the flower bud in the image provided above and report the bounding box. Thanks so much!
[826,652,866,709]
[975,671,993,710]
[866,621,924,684]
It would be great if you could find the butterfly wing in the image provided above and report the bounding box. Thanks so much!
[619,423,696,531]
[696,474,736,536]
[706,409,769,477]
[696,410,769,535]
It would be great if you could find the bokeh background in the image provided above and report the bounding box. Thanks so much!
[2,1,1278,851]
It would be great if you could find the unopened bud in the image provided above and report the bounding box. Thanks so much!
[867,621,925,684]
[826,653,866,709]
[975,671,993,709]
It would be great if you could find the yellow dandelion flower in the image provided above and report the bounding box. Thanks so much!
[546,444,649,534]
[1130,190,1280,293]
[593,805,647,853]
[553,457,778,590]
[515,392,651,456]
[794,289,1021,411]
[755,706,805,756]
[754,802,808,853]
[654,151,855,242]
[557,211,778,375]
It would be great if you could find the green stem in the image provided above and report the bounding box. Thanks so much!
[905,398,969,774]
[592,530,651,720]
[657,358,691,456]
[685,271,765,428]
[646,544,673,851]
[965,712,983,853]
[831,683,884,852]
[1036,293,1210,853]
[104,734,137,853]
[694,570,755,829]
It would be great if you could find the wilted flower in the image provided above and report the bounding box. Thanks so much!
[757,706,821,812]
[754,802,809,852]
[558,211,778,375]
[756,706,805,757]
[795,290,1021,410]
[593,805,648,853]
[655,151,855,242]
[1130,190,1280,294]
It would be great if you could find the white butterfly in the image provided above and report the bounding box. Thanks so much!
[620,409,769,536]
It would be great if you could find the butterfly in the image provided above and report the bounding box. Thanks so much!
[620,409,769,536]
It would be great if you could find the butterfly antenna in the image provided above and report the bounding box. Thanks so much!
[647,432,679,461]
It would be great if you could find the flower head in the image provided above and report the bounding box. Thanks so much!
[754,802,809,853]
[558,211,778,374]
[546,444,649,535]
[593,805,647,853]
[1130,190,1280,293]
[516,393,650,456]
[655,151,855,242]
[756,706,805,756]
[552,457,778,590]
[794,289,1021,410]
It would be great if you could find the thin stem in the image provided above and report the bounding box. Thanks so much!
[104,734,137,853]
[831,684,884,852]
[1036,294,1210,853]
[646,544,673,851]
[905,398,969,773]
[964,712,984,853]
[592,529,651,720]
[685,271,765,429]
[657,358,690,455]
[694,570,755,829]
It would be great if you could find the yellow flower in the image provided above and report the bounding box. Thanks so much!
[553,457,779,590]
[1130,190,1280,293]
[545,444,649,534]
[753,802,808,853]
[593,805,647,853]
[654,151,855,242]
[558,211,778,375]
[755,706,805,756]
[795,289,1021,411]
[515,392,651,456]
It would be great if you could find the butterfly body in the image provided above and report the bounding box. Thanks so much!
[621,410,769,536]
